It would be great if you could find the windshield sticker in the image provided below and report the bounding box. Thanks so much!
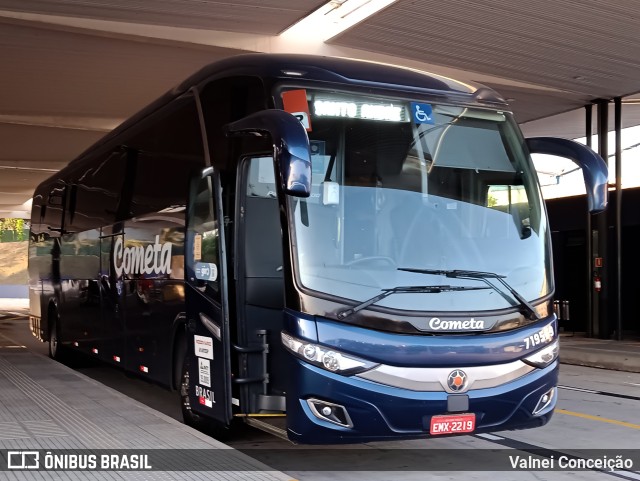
[410,102,435,124]
[195,262,218,282]
[282,89,311,131]
[193,234,202,261]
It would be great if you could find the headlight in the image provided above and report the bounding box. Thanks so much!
[281,332,378,375]
[523,339,559,368]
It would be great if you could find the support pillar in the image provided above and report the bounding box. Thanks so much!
[585,104,593,338]
[594,99,609,338]
[614,97,623,340]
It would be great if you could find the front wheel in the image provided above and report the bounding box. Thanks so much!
[179,357,198,427]
[178,348,231,440]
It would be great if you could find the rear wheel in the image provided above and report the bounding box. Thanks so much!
[48,308,65,361]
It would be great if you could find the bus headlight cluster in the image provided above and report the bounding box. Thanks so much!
[523,339,559,368]
[281,332,378,375]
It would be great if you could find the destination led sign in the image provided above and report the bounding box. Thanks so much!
[313,99,407,122]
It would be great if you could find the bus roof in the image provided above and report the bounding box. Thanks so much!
[60,53,506,174]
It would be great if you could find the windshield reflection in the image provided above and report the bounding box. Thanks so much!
[284,100,552,313]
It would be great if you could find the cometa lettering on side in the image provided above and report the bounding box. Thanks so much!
[114,235,173,277]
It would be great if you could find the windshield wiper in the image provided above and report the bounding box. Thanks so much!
[397,268,540,320]
[336,285,490,320]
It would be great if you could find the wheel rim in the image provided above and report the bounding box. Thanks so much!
[181,367,192,413]
[50,320,58,357]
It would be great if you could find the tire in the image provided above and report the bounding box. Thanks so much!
[177,344,231,440]
[48,308,65,361]
[173,334,187,391]
[179,354,199,427]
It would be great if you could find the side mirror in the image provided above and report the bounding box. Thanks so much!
[225,110,311,198]
[526,137,609,213]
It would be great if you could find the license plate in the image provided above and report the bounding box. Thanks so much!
[429,413,476,435]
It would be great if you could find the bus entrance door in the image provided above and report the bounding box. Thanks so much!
[184,169,232,428]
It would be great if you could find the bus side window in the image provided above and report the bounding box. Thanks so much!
[190,177,221,297]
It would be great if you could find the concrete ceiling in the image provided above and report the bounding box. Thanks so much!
[1,0,640,217]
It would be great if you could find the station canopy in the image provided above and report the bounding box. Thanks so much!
[1,0,640,217]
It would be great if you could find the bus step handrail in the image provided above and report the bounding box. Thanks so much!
[232,376,265,384]
[231,343,264,353]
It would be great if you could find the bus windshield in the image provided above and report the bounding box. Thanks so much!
[282,89,552,313]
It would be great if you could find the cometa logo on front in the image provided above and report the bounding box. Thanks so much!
[114,235,172,277]
[428,318,485,331]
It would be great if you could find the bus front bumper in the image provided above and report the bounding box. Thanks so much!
[285,358,558,444]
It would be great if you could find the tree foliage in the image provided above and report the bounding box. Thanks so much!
[0,218,26,242]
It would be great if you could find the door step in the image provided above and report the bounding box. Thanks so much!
[243,416,288,440]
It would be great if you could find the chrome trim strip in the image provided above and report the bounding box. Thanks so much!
[355,360,535,393]
[533,387,555,415]
[199,312,221,340]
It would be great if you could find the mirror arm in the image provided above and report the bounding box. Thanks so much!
[526,137,609,213]
[225,110,312,198]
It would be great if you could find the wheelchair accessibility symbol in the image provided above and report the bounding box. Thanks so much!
[410,102,434,124]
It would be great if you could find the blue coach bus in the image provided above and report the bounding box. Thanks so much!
[28,54,608,443]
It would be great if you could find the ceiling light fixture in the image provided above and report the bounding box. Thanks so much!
[281,0,399,42]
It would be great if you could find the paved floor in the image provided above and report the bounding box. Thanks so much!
[0,321,292,480]
[560,334,640,372]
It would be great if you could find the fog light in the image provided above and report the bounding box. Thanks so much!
[307,398,353,428]
[533,387,555,415]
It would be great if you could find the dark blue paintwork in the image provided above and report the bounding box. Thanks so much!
[283,311,558,443]
[526,137,609,213]
[184,54,493,100]
[285,354,557,444]
[284,311,557,367]
[225,109,312,197]
[284,308,318,342]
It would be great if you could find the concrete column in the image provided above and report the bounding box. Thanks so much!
[614,97,622,340]
[595,99,609,339]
